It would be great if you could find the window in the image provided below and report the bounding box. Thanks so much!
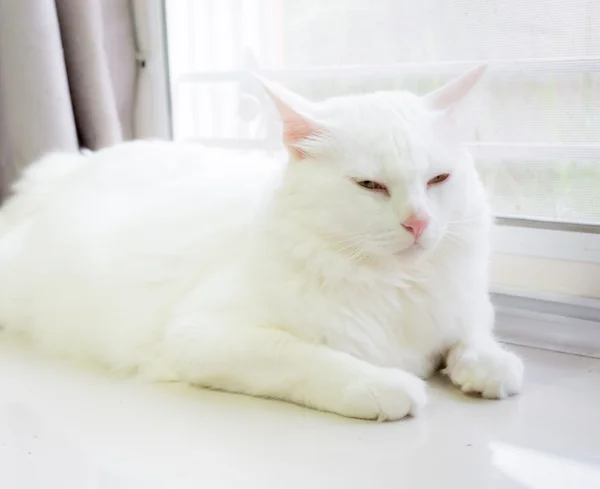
[157,0,600,300]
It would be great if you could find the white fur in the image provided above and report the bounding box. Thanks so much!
[0,71,523,420]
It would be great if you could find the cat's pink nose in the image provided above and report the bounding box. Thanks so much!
[402,214,429,240]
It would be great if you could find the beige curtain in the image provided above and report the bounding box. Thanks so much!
[0,0,139,199]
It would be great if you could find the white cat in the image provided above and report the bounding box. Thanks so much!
[0,66,523,421]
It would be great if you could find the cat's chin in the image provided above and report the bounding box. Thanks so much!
[392,240,440,264]
[393,245,426,261]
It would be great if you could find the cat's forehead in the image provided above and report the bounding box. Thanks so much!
[322,91,440,177]
[322,90,427,126]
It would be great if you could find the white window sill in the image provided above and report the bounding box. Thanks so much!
[493,293,600,359]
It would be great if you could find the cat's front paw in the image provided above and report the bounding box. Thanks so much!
[445,343,524,399]
[339,369,427,421]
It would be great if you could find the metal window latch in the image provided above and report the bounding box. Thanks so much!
[135,51,148,68]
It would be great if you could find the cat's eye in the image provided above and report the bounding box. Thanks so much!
[427,173,450,186]
[355,180,388,192]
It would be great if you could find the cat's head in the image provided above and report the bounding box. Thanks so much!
[261,66,489,263]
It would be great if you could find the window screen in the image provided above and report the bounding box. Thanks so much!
[165,0,600,225]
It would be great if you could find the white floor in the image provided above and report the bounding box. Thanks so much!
[1,341,599,489]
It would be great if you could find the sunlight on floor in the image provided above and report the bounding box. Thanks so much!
[491,441,600,489]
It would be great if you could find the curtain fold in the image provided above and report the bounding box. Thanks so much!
[0,0,138,199]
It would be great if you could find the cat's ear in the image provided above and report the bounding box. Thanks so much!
[424,64,487,111]
[257,76,324,159]
[425,64,487,143]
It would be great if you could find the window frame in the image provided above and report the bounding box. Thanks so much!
[494,221,600,263]
[132,0,173,141]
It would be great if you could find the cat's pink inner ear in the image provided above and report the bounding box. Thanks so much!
[281,112,319,146]
[271,97,319,158]
[278,108,320,159]
[260,78,321,159]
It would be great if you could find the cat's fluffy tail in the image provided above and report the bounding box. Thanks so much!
[0,151,87,237]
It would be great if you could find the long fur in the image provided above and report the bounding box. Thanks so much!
[0,77,523,420]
